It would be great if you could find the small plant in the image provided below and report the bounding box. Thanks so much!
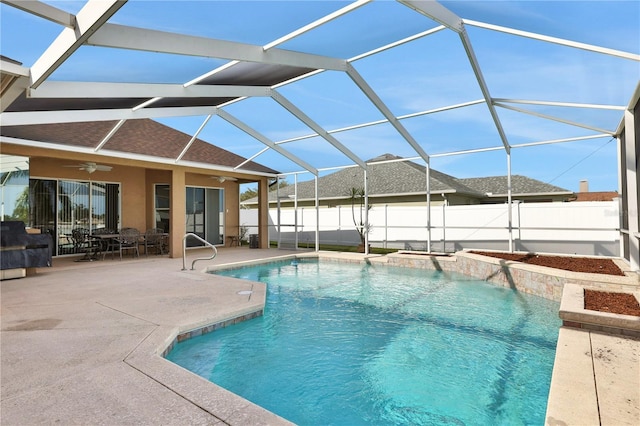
[239,223,249,244]
[348,187,371,251]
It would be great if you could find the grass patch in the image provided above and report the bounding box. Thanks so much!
[269,241,398,255]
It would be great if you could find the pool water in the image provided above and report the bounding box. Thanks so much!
[166,259,560,425]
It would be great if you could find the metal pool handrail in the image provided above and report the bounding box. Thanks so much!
[182,233,217,271]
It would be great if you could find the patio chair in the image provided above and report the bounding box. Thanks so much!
[71,228,92,254]
[58,233,74,255]
[91,228,114,257]
[141,228,166,256]
[111,227,140,260]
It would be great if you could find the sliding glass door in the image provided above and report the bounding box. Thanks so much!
[58,181,90,240]
[186,186,205,244]
[155,184,170,232]
[29,179,120,256]
[29,179,57,245]
[182,186,224,247]
[92,182,120,231]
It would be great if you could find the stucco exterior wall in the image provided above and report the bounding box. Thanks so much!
[226,182,240,243]
[1,143,270,258]
[25,154,147,232]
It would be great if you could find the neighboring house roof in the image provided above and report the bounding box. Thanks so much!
[243,153,572,204]
[570,191,619,201]
[459,175,572,196]
[1,118,278,174]
[268,154,482,201]
[254,154,482,203]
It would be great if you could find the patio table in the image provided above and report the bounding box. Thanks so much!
[74,235,105,262]
[90,233,120,260]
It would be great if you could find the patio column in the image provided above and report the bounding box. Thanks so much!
[623,108,639,271]
[258,177,269,249]
[169,169,186,258]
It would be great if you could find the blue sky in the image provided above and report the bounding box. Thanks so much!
[1,1,639,192]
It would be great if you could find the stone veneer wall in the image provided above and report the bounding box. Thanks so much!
[454,253,565,301]
[385,251,639,302]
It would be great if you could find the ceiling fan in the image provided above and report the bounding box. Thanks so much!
[213,176,238,183]
[63,162,112,174]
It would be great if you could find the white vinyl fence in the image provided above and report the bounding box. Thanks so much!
[240,201,620,256]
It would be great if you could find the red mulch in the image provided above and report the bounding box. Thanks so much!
[585,289,640,317]
[470,251,625,276]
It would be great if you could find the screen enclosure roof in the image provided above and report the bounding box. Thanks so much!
[1,0,639,189]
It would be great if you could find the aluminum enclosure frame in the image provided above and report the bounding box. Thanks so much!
[1,0,638,266]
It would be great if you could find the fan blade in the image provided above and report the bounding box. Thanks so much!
[62,162,111,173]
[214,176,237,182]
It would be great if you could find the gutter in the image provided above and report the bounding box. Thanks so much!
[483,191,575,198]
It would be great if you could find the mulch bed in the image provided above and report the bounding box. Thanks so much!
[469,251,625,276]
[584,289,640,317]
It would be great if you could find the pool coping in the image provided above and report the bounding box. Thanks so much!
[559,283,640,337]
[127,322,295,426]
[123,269,297,426]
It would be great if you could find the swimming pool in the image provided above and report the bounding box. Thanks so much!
[167,258,560,425]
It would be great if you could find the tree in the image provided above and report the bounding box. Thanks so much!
[7,187,29,222]
[240,187,258,202]
[240,180,290,202]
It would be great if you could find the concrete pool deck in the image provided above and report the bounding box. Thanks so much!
[1,248,638,425]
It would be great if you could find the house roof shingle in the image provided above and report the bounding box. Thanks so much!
[459,175,572,196]
[1,119,278,174]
